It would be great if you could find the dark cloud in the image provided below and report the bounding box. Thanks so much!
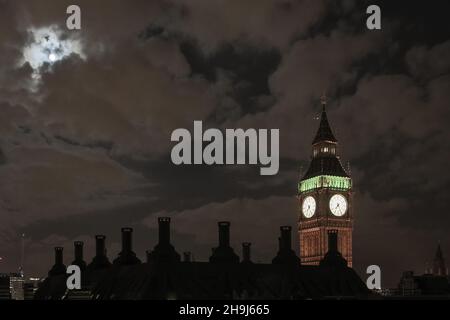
[406,41,450,80]
[180,42,281,118]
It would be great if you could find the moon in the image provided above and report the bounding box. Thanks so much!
[22,25,84,72]
[48,53,57,62]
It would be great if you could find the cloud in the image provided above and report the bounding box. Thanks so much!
[34,38,217,158]
[353,191,444,287]
[165,0,327,51]
[142,196,298,263]
[229,29,384,160]
[0,145,148,227]
[406,41,450,80]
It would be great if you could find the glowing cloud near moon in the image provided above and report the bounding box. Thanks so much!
[22,25,85,72]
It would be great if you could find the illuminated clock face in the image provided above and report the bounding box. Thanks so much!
[302,196,316,218]
[329,194,347,217]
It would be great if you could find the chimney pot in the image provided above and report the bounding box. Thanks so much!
[158,217,171,245]
[218,221,230,247]
[280,226,292,250]
[95,235,106,256]
[74,241,84,261]
[328,229,338,252]
[54,247,64,265]
[121,227,133,252]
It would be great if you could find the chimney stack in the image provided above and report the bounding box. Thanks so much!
[87,235,111,270]
[280,226,292,250]
[272,226,300,265]
[48,247,66,276]
[158,217,171,246]
[121,227,133,253]
[147,217,180,264]
[242,242,251,263]
[319,229,347,268]
[74,241,84,261]
[55,247,63,265]
[113,228,141,266]
[209,221,239,264]
[72,241,87,270]
[95,235,106,257]
[218,221,230,247]
[328,229,338,252]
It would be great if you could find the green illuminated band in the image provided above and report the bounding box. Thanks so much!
[299,175,352,193]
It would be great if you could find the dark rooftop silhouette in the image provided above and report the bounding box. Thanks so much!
[36,218,370,300]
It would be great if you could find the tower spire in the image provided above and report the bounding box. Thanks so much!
[432,242,447,276]
[301,93,348,180]
[313,94,337,145]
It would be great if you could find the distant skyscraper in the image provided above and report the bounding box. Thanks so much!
[10,273,25,300]
[0,273,25,300]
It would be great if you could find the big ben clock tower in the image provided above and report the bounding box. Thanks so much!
[298,95,353,267]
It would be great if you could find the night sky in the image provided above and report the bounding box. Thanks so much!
[0,0,449,287]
